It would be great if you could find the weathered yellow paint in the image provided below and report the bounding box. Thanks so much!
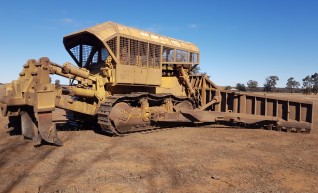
[156,77,187,96]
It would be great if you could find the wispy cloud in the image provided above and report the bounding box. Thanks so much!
[52,18,82,28]
[59,18,74,24]
[188,24,199,29]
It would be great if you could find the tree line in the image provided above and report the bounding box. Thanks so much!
[233,73,318,94]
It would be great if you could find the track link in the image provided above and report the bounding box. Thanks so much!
[97,93,195,135]
[97,95,123,135]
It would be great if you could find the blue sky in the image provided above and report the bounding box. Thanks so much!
[0,0,317,87]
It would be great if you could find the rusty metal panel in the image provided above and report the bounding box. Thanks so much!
[301,103,312,122]
[277,100,288,120]
[256,97,265,116]
[239,95,246,114]
[289,102,300,121]
[266,99,276,117]
[312,102,318,130]
[246,96,254,114]
[187,74,317,132]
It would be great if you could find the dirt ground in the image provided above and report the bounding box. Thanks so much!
[1,95,318,193]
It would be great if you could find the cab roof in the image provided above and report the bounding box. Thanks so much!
[63,21,199,53]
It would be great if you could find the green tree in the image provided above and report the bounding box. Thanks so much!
[302,75,313,94]
[236,83,246,91]
[264,76,279,92]
[189,65,211,79]
[224,86,232,90]
[311,73,318,94]
[190,65,201,75]
[286,77,300,93]
[246,80,258,92]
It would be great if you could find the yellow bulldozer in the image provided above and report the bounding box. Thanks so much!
[0,21,317,146]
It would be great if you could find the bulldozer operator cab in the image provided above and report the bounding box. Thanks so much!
[63,32,111,75]
[63,22,200,86]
